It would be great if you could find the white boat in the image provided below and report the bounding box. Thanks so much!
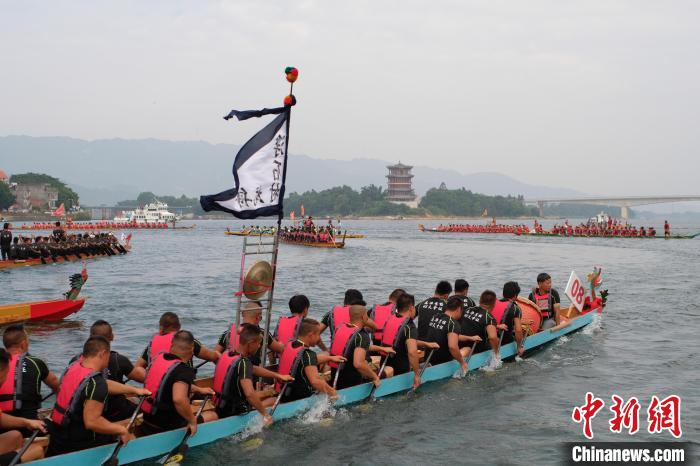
[113,201,180,224]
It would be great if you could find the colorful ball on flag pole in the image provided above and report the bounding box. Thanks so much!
[285,66,299,83]
[284,94,297,106]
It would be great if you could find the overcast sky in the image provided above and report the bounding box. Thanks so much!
[1,1,698,196]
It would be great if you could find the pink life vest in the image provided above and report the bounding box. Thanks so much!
[276,341,306,392]
[329,324,360,369]
[372,304,395,342]
[212,351,242,409]
[491,300,509,324]
[532,288,553,318]
[381,314,409,349]
[330,305,350,331]
[148,332,176,362]
[0,353,28,411]
[228,324,241,351]
[49,361,99,425]
[275,315,302,344]
[142,353,184,415]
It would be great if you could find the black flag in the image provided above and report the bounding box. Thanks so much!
[200,107,289,219]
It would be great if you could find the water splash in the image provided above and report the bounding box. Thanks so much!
[555,335,570,346]
[299,395,343,425]
[582,314,603,335]
[481,353,503,372]
[233,415,264,443]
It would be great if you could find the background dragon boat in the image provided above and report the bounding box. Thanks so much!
[0,244,130,271]
[0,268,88,325]
[279,235,346,248]
[521,231,700,239]
[27,304,601,466]
[225,228,363,238]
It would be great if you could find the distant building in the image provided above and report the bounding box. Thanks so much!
[0,170,8,184]
[11,183,59,211]
[386,162,418,207]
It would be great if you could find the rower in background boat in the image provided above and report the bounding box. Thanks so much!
[278,319,342,403]
[491,282,525,358]
[69,321,146,422]
[425,297,477,374]
[137,331,215,437]
[0,325,60,427]
[274,295,310,345]
[459,291,500,358]
[211,325,292,426]
[0,224,11,261]
[416,281,452,340]
[329,305,395,390]
[381,294,439,390]
[370,288,405,346]
[46,336,150,456]
[135,312,220,371]
[0,349,46,465]
[453,279,476,310]
[527,273,561,330]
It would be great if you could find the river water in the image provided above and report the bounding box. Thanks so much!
[2,219,698,464]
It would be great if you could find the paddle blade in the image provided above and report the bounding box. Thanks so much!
[157,443,188,465]
[102,456,119,466]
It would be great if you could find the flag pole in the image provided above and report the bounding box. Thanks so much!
[259,67,297,372]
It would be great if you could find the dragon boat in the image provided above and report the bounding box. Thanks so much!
[0,268,88,325]
[0,245,130,271]
[280,236,346,248]
[521,231,700,239]
[28,304,600,466]
[225,229,364,239]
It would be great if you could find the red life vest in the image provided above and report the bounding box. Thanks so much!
[381,314,409,349]
[330,305,350,331]
[142,353,184,415]
[372,303,395,342]
[491,300,509,324]
[275,341,306,392]
[0,353,29,411]
[275,315,302,344]
[228,324,241,351]
[329,324,360,369]
[212,351,242,408]
[148,332,176,362]
[49,361,99,425]
[532,288,553,318]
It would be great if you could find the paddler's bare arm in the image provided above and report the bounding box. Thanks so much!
[448,333,467,371]
[457,335,482,343]
[406,338,421,374]
[43,371,60,392]
[486,325,499,356]
[197,346,221,362]
[135,357,147,369]
[553,303,562,325]
[240,378,272,423]
[252,365,294,383]
[106,380,151,397]
[127,366,146,384]
[173,382,198,435]
[304,365,336,397]
[353,348,379,384]
[83,400,131,442]
[514,317,524,356]
[368,345,395,355]
[268,339,284,353]
[316,352,345,365]
[416,340,439,350]
[214,344,225,354]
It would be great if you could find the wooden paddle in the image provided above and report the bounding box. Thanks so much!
[41,392,54,403]
[8,430,40,466]
[194,360,209,370]
[102,396,146,466]
[367,355,390,401]
[408,349,434,395]
[331,362,344,389]
[156,395,210,465]
[269,382,289,417]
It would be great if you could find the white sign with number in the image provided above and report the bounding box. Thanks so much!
[565,270,586,311]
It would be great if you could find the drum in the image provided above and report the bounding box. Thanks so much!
[515,297,543,334]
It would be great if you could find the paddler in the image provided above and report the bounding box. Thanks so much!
[77,320,146,422]
[329,305,395,390]
[416,281,452,340]
[135,312,220,369]
[210,324,292,425]
[215,302,285,368]
[0,224,11,261]
[46,336,150,456]
[453,279,476,310]
[459,291,502,358]
[491,282,525,357]
[370,288,405,345]
[527,273,561,329]
[0,349,45,464]
[0,324,60,424]
[425,297,476,373]
[278,319,342,402]
[274,294,310,344]
[664,220,670,238]
[381,293,439,389]
[319,290,378,341]
[138,331,216,437]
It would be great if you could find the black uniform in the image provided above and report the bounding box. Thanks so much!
[416,297,447,340]
[217,327,272,367]
[2,354,49,421]
[455,295,476,311]
[330,328,371,390]
[425,313,461,365]
[215,356,255,418]
[460,306,496,353]
[141,354,195,433]
[500,301,522,345]
[281,342,319,402]
[46,372,110,456]
[385,319,417,375]
[0,229,11,261]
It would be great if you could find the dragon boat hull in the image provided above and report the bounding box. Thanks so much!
[0,299,86,325]
[280,238,345,248]
[30,308,599,465]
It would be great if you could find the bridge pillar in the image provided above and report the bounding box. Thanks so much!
[620,205,630,219]
[538,201,544,217]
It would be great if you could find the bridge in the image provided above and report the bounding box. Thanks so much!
[523,195,700,219]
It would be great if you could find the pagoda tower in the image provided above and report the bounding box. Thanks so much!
[386,162,416,204]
